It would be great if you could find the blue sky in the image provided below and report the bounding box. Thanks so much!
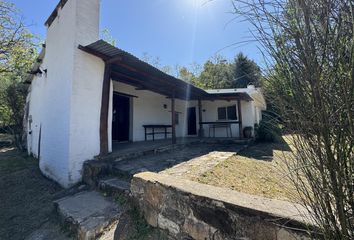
[9,0,262,69]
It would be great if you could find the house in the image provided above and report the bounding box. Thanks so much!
[25,0,266,188]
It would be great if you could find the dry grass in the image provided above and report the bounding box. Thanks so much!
[194,136,301,202]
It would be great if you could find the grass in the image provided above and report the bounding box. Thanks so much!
[0,147,69,239]
[0,147,37,175]
[194,136,300,202]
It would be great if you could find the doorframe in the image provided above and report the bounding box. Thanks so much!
[112,92,133,142]
[187,106,197,136]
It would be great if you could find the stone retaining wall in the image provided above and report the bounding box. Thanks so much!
[131,172,314,240]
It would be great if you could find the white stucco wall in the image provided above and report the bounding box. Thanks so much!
[201,100,241,137]
[26,74,46,157]
[68,0,103,185]
[26,0,102,187]
[111,82,198,142]
[109,82,266,141]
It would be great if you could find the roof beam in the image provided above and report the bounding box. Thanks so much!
[78,45,110,61]
[106,55,123,64]
[111,72,174,98]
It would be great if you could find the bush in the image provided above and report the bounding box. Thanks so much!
[254,117,282,142]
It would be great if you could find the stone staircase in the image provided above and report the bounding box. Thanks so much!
[54,191,122,240]
[54,165,133,240]
[53,144,165,239]
[53,140,250,239]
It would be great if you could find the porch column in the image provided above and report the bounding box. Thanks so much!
[237,99,243,139]
[171,92,177,144]
[100,63,112,155]
[198,99,204,137]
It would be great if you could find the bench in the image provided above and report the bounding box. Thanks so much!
[208,122,233,137]
[143,125,172,141]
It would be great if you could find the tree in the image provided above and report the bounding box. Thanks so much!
[0,1,34,73]
[234,0,354,239]
[141,52,173,75]
[231,53,261,88]
[0,1,37,149]
[101,28,117,46]
[197,55,233,89]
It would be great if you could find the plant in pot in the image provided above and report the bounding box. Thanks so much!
[243,126,253,138]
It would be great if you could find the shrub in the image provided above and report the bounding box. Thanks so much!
[254,117,282,142]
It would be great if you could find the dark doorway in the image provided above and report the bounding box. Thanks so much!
[187,107,197,135]
[112,94,130,142]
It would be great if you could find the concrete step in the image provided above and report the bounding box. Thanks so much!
[98,178,131,196]
[54,191,123,240]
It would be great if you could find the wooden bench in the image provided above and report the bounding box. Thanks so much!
[143,125,172,141]
[208,122,233,138]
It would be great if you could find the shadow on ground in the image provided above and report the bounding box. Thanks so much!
[113,143,245,178]
[237,138,292,161]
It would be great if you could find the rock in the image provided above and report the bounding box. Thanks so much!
[54,191,122,240]
[131,172,314,240]
[99,178,131,195]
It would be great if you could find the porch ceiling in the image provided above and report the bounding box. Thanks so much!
[79,40,253,101]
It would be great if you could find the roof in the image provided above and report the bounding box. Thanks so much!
[45,0,68,27]
[79,40,254,101]
[25,47,46,84]
[206,89,248,94]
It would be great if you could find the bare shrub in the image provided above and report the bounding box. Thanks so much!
[232,0,353,239]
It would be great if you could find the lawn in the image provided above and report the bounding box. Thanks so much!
[0,147,72,240]
[0,146,166,240]
[194,136,300,203]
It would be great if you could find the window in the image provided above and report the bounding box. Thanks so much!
[218,105,237,120]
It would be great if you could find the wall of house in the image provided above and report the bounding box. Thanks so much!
[26,74,46,158]
[200,100,259,138]
[26,0,102,187]
[110,82,264,141]
[68,0,103,185]
[111,82,199,143]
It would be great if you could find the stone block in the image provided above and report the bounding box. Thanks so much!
[54,191,122,240]
[157,214,180,236]
[131,172,313,240]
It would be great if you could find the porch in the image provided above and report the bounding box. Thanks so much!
[79,40,256,156]
[93,137,251,180]
[107,137,251,162]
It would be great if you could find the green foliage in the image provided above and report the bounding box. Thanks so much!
[127,207,154,240]
[140,51,261,90]
[197,55,233,89]
[101,28,117,46]
[192,53,261,89]
[254,115,282,143]
[0,0,38,149]
[231,53,261,88]
[115,194,128,205]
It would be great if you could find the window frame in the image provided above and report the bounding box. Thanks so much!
[217,104,238,121]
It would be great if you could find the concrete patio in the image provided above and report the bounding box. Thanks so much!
[84,137,251,187]
[109,137,251,162]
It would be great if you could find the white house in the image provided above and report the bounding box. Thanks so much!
[25,0,266,188]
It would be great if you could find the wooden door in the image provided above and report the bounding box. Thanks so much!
[187,107,197,135]
[112,94,130,142]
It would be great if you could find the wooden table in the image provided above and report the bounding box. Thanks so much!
[143,125,172,141]
[199,121,241,138]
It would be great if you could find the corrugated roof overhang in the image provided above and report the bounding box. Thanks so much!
[79,40,254,101]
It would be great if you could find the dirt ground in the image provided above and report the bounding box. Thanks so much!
[0,147,71,240]
[194,137,301,202]
[0,146,168,240]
